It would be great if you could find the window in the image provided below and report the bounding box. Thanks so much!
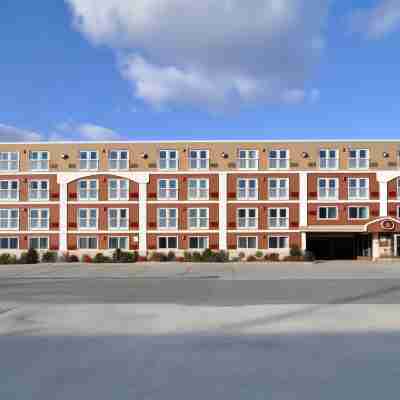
[237,179,258,200]
[318,207,338,220]
[268,208,289,228]
[0,209,18,229]
[189,236,209,250]
[269,149,289,169]
[78,208,98,229]
[0,237,18,249]
[158,208,178,229]
[237,149,259,170]
[268,178,289,200]
[188,179,209,200]
[109,208,129,230]
[159,150,178,170]
[318,178,338,200]
[109,150,128,170]
[78,180,98,201]
[348,149,369,169]
[319,149,338,169]
[237,208,258,229]
[79,151,99,170]
[108,179,129,201]
[348,206,369,219]
[188,208,209,229]
[158,236,178,249]
[269,236,288,249]
[29,209,49,230]
[28,180,49,201]
[237,236,257,249]
[29,237,48,250]
[108,236,128,249]
[0,152,19,171]
[29,151,49,171]
[0,181,18,201]
[157,179,178,200]
[348,178,369,200]
[78,237,98,249]
[189,149,209,169]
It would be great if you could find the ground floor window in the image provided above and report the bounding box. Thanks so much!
[158,236,178,249]
[29,237,48,250]
[268,236,289,249]
[0,237,18,249]
[78,237,97,249]
[108,236,128,250]
[189,236,209,250]
[237,236,257,249]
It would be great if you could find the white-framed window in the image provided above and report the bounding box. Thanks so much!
[158,208,178,229]
[348,149,369,169]
[318,207,338,220]
[319,149,338,169]
[318,178,338,200]
[188,208,209,229]
[108,150,129,170]
[237,236,257,249]
[29,208,49,230]
[78,179,98,201]
[0,237,18,249]
[0,180,19,201]
[109,208,129,230]
[159,150,178,170]
[268,208,289,228]
[108,179,129,201]
[268,236,289,249]
[237,178,258,200]
[79,150,99,171]
[237,149,259,170]
[157,179,178,200]
[269,149,289,169]
[78,236,98,249]
[0,152,19,172]
[0,209,18,230]
[108,236,128,249]
[188,236,209,250]
[29,151,49,171]
[29,237,48,250]
[237,208,258,229]
[268,178,289,200]
[28,180,49,201]
[188,179,209,200]
[348,206,369,220]
[158,236,178,250]
[189,149,209,170]
[78,208,98,230]
[348,178,369,200]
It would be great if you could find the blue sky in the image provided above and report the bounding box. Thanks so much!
[1,0,400,142]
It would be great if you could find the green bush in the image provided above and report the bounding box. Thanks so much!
[0,253,17,265]
[112,249,138,263]
[41,251,58,263]
[183,251,192,262]
[255,250,263,259]
[149,252,167,262]
[92,253,111,263]
[19,248,39,264]
[167,251,176,261]
[213,250,229,263]
[290,245,303,257]
[191,252,203,262]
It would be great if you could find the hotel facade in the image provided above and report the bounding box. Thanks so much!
[1,140,400,260]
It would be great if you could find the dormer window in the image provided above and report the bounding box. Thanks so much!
[79,151,99,171]
[109,150,128,170]
[237,149,259,170]
[348,149,369,169]
[159,150,178,170]
[319,149,338,169]
[29,151,49,171]
[269,149,289,169]
[189,149,209,169]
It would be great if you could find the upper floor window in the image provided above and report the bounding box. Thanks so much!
[0,152,19,172]
[348,206,369,219]
[108,150,128,170]
[108,179,129,201]
[109,208,129,230]
[237,149,259,170]
[78,208,98,230]
[319,149,338,169]
[28,180,49,201]
[159,150,178,170]
[0,181,18,201]
[29,208,49,230]
[0,209,18,230]
[268,208,289,228]
[189,149,209,170]
[237,179,258,200]
[79,151,99,171]
[158,208,178,229]
[237,208,258,229]
[318,206,337,220]
[29,151,49,171]
[318,178,338,200]
[348,149,369,169]
[188,208,209,229]
[78,179,98,201]
[188,179,209,200]
[109,236,128,250]
[269,149,289,169]
[268,178,289,200]
[158,179,178,200]
[0,237,18,249]
[348,178,369,200]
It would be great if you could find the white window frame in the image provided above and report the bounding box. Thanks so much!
[77,236,98,250]
[188,236,209,250]
[157,236,178,250]
[348,149,370,169]
[78,179,98,201]
[189,149,209,170]
[159,150,178,170]
[319,149,338,169]
[79,150,99,171]
[108,208,129,230]
[29,208,49,230]
[268,178,289,200]
[348,206,369,220]
[348,178,369,200]
[0,237,18,249]
[157,179,178,200]
[78,208,98,230]
[188,179,209,200]
[0,208,19,230]
[108,236,128,250]
[268,208,289,228]
[29,237,49,250]
[317,178,339,200]
[108,179,129,201]
[28,180,49,201]
[157,208,178,230]
[108,149,129,171]
[317,206,338,220]
[269,149,289,170]
[29,151,49,171]
[237,178,258,200]
[237,236,258,249]
[0,152,19,172]
[237,149,259,170]
[0,180,19,201]
[237,208,258,229]
[188,208,209,229]
[268,236,289,249]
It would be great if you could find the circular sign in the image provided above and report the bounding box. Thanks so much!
[380,220,395,230]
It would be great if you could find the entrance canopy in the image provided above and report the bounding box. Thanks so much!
[365,217,400,233]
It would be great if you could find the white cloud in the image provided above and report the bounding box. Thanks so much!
[66,0,327,109]
[52,122,121,141]
[350,0,400,39]
[0,123,44,142]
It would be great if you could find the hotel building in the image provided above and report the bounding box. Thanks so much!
[0,140,400,260]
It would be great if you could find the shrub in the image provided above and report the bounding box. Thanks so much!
[81,254,93,263]
[41,251,58,263]
[255,250,263,259]
[238,252,246,260]
[183,251,192,262]
[149,252,167,262]
[19,248,39,264]
[191,252,203,262]
[201,248,214,261]
[121,251,138,263]
[0,253,16,265]
[167,251,176,261]
[68,254,80,263]
[290,245,303,257]
[264,253,280,262]
[213,250,229,263]
[112,248,123,262]
[92,253,111,263]
[246,254,257,262]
